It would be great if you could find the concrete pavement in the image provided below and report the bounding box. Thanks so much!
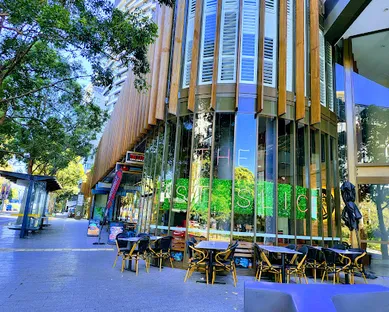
[0,216,389,312]
[0,217,245,312]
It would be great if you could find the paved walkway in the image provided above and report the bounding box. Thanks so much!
[0,216,245,312]
[0,215,388,312]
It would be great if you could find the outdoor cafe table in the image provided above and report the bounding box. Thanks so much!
[257,245,302,283]
[195,241,230,284]
[118,236,162,271]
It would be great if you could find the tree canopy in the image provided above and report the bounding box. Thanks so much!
[0,0,173,174]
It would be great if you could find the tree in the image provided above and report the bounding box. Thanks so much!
[358,105,389,259]
[54,157,85,204]
[0,0,173,173]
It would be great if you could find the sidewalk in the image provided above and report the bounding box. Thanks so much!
[0,217,388,312]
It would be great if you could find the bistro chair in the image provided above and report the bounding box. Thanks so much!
[349,248,368,284]
[305,246,325,282]
[184,241,209,284]
[285,244,297,264]
[211,243,238,286]
[321,248,351,284]
[148,236,174,271]
[113,232,130,268]
[121,237,150,275]
[255,244,283,283]
[286,246,308,284]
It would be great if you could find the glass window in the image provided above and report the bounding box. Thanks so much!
[278,119,294,245]
[296,123,310,245]
[199,0,217,84]
[263,0,278,88]
[158,120,176,235]
[188,112,214,237]
[256,116,276,244]
[240,0,259,84]
[150,126,165,233]
[183,0,197,88]
[359,184,389,269]
[310,129,322,244]
[233,113,256,240]
[210,113,234,240]
[170,115,193,234]
[218,0,239,83]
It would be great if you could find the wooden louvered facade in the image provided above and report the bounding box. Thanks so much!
[91,0,337,187]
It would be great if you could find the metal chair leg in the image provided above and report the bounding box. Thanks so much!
[184,267,190,282]
[159,257,162,271]
[170,257,174,269]
[121,258,125,273]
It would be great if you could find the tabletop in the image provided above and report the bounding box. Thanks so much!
[118,236,162,242]
[257,244,302,255]
[328,248,363,255]
[196,241,229,251]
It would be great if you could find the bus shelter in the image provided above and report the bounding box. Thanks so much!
[0,170,61,238]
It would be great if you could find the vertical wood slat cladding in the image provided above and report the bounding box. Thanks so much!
[256,0,265,112]
[295,0,305,120]
[211,0,223,110]
[149,6,165,125]
[310,0,321,124]
[278,0,287,116]
[156,7,173,120]
[91,6,169,186]
[188,0,203,112]
[169,0,186,115]
[235,0,243,109]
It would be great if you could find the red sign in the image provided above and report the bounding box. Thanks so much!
[104,169,123,218]
[125,151,144,164]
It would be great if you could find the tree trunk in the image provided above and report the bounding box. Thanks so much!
[376,186,389,259]
[27,159,33,175]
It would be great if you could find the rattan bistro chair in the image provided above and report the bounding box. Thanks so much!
[286,246,308,284]
[212,243,238,286]
[305,246,325,282]
[148,236,174,271]
[321,248,351,284]
[184,241,209,284]
[349,248,368,284]
[255,245,283,283]
[113,232,131,268]
[121,237,150,275]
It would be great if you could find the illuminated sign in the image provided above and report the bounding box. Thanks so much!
[125,151,144,164]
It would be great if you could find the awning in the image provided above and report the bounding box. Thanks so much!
[0,170,62,192]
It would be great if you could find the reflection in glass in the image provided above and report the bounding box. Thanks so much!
[310,129,322,242]
[356,105,389,164]
[157,120,176,235]
[210,113,234,240]
[296,123,310,244]
[188,112,214,237]
[170,116,193,234]
[256,117,276,243]
[359,184,389,263]
[278,119,294,244]
[233,113,256,240]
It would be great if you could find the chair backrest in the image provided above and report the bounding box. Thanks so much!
[116,232,128,249]
[189,236,197,244]
[186,241,195,258]
[349,248,366,264]
[333,243,346,250]
[159,236,173,252]
[306,246,318,261]
[286,244,296,250]
[137,237,150,254]
[137,232,150,238]
[296,246,308,266]
[322,248,337,265]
